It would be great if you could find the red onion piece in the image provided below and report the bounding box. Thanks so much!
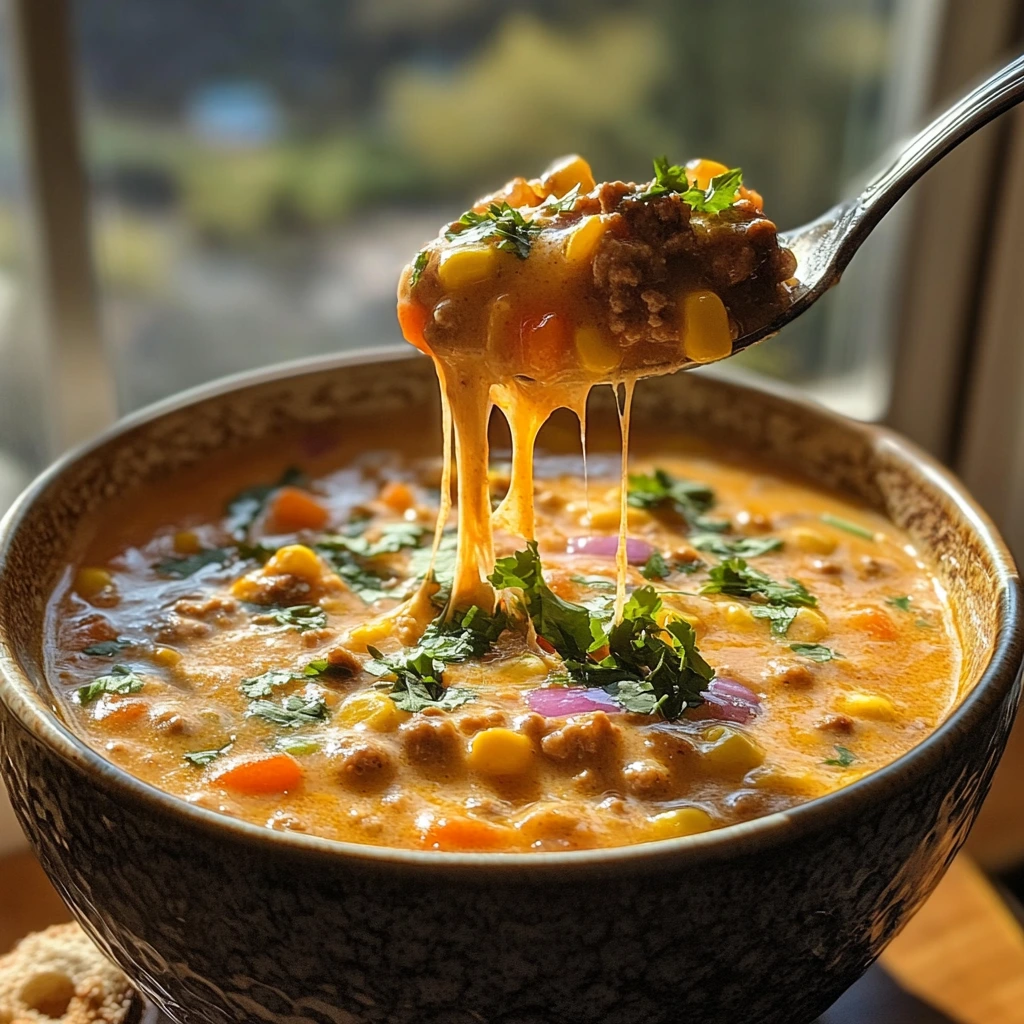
[697,677,762,724]
[527,687,623,717]
[565,535,654,565]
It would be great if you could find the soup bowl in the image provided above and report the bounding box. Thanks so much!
[0,349,1020,1024]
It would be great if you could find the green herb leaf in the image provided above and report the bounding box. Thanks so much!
[789,643,843,662]
[824,745,856,768]
[751,605,799,637]
[570,574,617,592]
[489,541,594,662]
[225,466,306,541]
[887,595,913,613]
[366,645,477,713]
[245,695,329,729]
[541,183,581,214]
[690,533,783,559]
[183,741,233,768]
[253,604,328,632]
[316,521,425,559]
[820,514,875,541]
[82,637,134,657]
[627,469,715,526]
[640,551,670,581]
[75,665,144,705]
[239,668,304,699]
[153,547,234,579]
[701,557,816,608]
[410,248,429,287]
[445,202,542,260]
[639,157,744,213]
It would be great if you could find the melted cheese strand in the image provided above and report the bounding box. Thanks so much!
[422,365,454,585]
[614,377,637,621]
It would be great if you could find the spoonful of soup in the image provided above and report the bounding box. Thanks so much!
[398,52,1024,382]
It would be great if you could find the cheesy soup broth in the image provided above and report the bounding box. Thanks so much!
[49,429,961,853]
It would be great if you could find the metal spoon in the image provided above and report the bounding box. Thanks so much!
[730,51,1024,359]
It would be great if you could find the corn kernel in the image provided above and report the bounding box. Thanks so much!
[230,572,261,602]
[647,806,714,840]
[173,530,201,555]
[680,290,732,364]
[702,726,764,774]
[438,245,498,290]
[337,691,405,732]
[574,324,620,375]
[787,526,837,555]
[264,544,323,583]
[788,607,829,642]
[723,603,758,632]
[583,505,650,530]
[751,768,825,798]
[152,647,182,667]
[74,567,113,601]
[493,654,548,685]
[347,615,395,650]
[468,728,534,776]
[564,216,609,265]
[540,154,596,197]
[838,692,898,721]
[685,158,729,189]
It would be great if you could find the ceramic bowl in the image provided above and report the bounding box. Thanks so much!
[1,349,1021,1024]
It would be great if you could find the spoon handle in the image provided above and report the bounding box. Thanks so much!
[858,52,1024,226]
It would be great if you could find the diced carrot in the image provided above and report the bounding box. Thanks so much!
[848,607,899,642]
[213,754,303,795]
[95,698,148,727]
[421,816,519,852]
[379,480,416,514]
[266,487,329,533]
[519,312,570,378]
[397,299,432,355]
[685,158,728,189]
[738,185,764,212]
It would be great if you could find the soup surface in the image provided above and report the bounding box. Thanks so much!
[49,428,961,852]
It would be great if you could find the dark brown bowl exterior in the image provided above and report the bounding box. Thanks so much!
[1,351,1021,1024]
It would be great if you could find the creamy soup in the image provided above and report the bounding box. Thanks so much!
[47,156,961,853]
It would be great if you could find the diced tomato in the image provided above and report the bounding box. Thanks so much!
[213,754,303,795]
[421,815,519,852]
[848,607,899,642]
[266,487,329,533]
[95,698,148,727]
[397,299,432,355]
[518,312,570,378]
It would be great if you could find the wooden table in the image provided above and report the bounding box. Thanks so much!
[4,851,1024,1022]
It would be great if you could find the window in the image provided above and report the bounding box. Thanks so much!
[69,0,939,419]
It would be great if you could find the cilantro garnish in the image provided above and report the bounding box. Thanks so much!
[701,557,816,637]
[790,643,843,662]
[541,183,581,214]
[640,551,670,581]
[184,741,233,768]
[887,596,913,612]
[82,637,134,657]
[246,695,329,728]
[570,574,617,592]
[627,469,716,526]
[252,604,328,633]
[76,665,144,705]
[225,466,306,541]
[153,547,234,579]
[690,534,783,559]
[317,522,426,604]
[824,745,856,768]
[409,248,429,287]
[639,156,744,213]
[446,202,541,259]
[820,514,875,541]
[239,668,305,699]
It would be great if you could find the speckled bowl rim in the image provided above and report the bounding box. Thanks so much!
[1,347,1021,877]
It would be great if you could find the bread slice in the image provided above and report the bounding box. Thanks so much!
[0,923,135,1024]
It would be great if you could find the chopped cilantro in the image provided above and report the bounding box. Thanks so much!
[790,643,843,662]
[824,745,856,768]
[820,514,875,541]
[409,248,429,287]
[570,574,617,592]
[316,521,424,559]
[153,547,234,579]
[82,637,134,657]
[225,466,305,541]
[640,551,670,581]
[541,183,581,214]
[75,665,144,705]
[639,156,744,213]
[252,604,328,632]
[183,741,233,768]
[690,533,783,559]
[627,469,716,526]
[751,605,799,637]
[446,202,541,260]
[239,668,304,699]
[887,596,913,613]
[246,695,329,728]
[701,557,816,637]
